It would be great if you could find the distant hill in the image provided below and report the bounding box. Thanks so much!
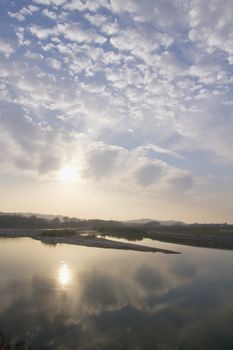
[0,212,64,221]
[160,220,186,226]
[124,219,154,224]
[0,213,231,230]
[125,219,186,226]
[0,213,186,226]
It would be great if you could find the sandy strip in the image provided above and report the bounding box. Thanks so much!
[33,235,180,254]
[0,229,179,254]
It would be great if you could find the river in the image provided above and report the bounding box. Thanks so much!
[0,237,233,349]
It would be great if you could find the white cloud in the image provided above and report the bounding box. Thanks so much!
[64,0,109,12]
[46,57,62,70]
[189,59,231,85]
[135,162,163,187]
[33,0,66,6]
[57,23,107,44]
[110,0,189,33]
[110,26,172,65]
[42,9,57,20]
[0,39,14,57]
[83,144,125,180]
[25,50,43,60]
[0,0,232,218]
[8,5,39,22]
[29,25,56,40]
[188,0,233,59]
[168,173,194,192]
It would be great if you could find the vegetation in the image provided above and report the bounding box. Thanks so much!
[150,224,231,235]
[0,214,127,230]
[40,229,77,237]
[98,226,147,241]
[0,214,161,231]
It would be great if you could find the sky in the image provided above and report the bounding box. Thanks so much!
[0,0,232,223]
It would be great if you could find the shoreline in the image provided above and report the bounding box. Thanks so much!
[148,231,233,250]
[0,229,180,254]
[2,227,233,251]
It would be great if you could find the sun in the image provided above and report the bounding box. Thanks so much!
[57,166,78,183]
[58,262,71,287]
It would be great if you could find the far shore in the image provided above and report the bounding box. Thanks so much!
[147,231,233,250]
[1,225,233,251]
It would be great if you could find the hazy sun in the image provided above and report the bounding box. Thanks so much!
[57,166,78,183]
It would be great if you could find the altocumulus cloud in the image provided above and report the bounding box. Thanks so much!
[0,0,232,218]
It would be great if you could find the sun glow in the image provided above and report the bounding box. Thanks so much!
[58,262,71,287]
[57,166,78,183]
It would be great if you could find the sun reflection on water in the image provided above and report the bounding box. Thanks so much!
[58,262,71,287]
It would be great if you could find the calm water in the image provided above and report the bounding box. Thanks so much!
[1,237,233,349]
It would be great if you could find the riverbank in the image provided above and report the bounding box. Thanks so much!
[95,224,233,250]
[1,226,233,251]
[148,230,233,250]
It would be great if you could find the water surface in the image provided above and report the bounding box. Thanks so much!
[0,237,233,349]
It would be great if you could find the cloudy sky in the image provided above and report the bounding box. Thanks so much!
[0,0,232,222]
